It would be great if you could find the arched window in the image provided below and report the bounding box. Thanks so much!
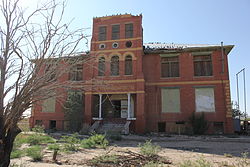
[98,57,105,76]
[125,55,133,75]
[110,56,119,76]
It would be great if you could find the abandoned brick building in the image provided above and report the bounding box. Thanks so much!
[29,14,234,134]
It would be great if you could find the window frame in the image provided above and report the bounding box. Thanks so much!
[111,24,120,40]
[193,54,213,77]
[98,26,107,41]
[161,56,180,78]
[125,23,133,38]
[110,56,119,76]
[69,64,83,81]
[98,57,105,76]
[124,55,133,75]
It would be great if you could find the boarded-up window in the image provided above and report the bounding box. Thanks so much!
[125,55,133,75]
[110,56,119,76]
[161,56,179,77]
[98,57,105,76]
[69,64,83,81]
[161,88,180,113]
[195,88,215,112]
[112,25,120,40]
[125,23,133,38]
[98,26,107,41]
[193,55,213,76]
[42,97,55,112]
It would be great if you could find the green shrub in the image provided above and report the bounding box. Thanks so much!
[81,134,109,149]
[48,144,60,161]
[14,133,31,147]
[10,150,25,159]
[139,140,161,157]
[26,145,43,161]
[48,144,60,151]
[190,112,208,135]
[31,125,44,133]
[61,133,80,152]
[26,134,55,145]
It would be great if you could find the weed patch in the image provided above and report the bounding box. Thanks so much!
[26,134,55,145]
[10,150,25,159]
[139,140,161,157]
[81,134,109,149]
[61,133,81,152]
[179,157,212,167]
[26,145,43,161]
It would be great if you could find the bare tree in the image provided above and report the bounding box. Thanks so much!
[0,0,93,166]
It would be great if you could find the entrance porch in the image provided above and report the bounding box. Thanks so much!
[91,93,136,134]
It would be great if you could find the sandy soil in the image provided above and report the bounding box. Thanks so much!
[11,135,250,167]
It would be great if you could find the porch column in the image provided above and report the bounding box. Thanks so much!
[127,93,131,119]
[98,94,102,119]
[84,94,92,124]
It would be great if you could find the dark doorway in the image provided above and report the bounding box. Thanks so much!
[214,122,224,134]
[49,120,56,129]
[158,122,166,132]
[112,100,121,118]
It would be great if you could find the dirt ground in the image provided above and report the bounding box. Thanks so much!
[11,135,250,167]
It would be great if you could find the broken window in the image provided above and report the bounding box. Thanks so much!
[125,23,133,38]
[110,56,119,76]
[98,57,105,76]
[112,25,120,40]
[161,56,179,77]
[42,97,55,112]
[193,55,213,76]
[195,87,215,112]
[125,55,133,75]
[98,26,107,41]
[69,64,83,81]
[161,88,180,113]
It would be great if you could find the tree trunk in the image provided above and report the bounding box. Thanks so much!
[52,150,58,161]
[0,127,21,167]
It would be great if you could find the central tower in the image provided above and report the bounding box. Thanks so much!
[84,14,146,133]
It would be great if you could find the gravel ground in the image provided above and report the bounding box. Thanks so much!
[11,135,250,167]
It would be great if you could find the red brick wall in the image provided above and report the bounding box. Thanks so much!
[143,50,233,134]
[30,14,233,134]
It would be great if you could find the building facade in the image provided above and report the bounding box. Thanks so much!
[29,14,234,134]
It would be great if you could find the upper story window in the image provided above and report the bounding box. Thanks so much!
[125,55,133,75]
[161,56,179,78]
[110,56,119,76]
[112,25,120,40]
[193,55,213,76]
[45,63,57,82]
[69,64,83,81]
[98,26,107,41]
[125,23,133,38]
[98,57,105,76]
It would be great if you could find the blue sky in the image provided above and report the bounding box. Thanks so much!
[24,0,250,115]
